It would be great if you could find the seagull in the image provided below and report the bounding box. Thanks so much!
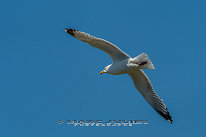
[65,28,173,123]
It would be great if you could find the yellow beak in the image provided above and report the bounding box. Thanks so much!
[99,71,104,74]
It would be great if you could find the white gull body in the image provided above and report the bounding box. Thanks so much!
[65,28,172,123]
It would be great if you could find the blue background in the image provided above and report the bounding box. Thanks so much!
[0,0,205,136]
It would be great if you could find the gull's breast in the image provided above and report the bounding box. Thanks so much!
[108,58,132,75]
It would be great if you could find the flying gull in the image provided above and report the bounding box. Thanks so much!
[65,28,173,123]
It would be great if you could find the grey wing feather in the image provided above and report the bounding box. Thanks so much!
[128,69,172,123]
[65,28,130,62]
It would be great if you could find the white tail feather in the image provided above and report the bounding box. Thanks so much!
[131,53,155,69]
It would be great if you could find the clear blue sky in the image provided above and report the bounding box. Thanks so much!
[0,0,205,137]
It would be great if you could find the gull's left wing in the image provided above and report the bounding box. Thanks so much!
[128,69,173,123]
[65,28,130,62]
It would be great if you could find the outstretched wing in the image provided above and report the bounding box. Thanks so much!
[65,28,130,62]
[128,69,172,123]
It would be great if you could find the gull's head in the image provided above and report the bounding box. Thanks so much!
[99,65,111,74]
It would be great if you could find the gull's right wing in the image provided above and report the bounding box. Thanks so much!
[65,28,130,62]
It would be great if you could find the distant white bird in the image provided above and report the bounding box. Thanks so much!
[65,28,172,123]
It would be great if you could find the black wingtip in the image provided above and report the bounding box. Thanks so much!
[156,109,173,124]
[65,28,75,36]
